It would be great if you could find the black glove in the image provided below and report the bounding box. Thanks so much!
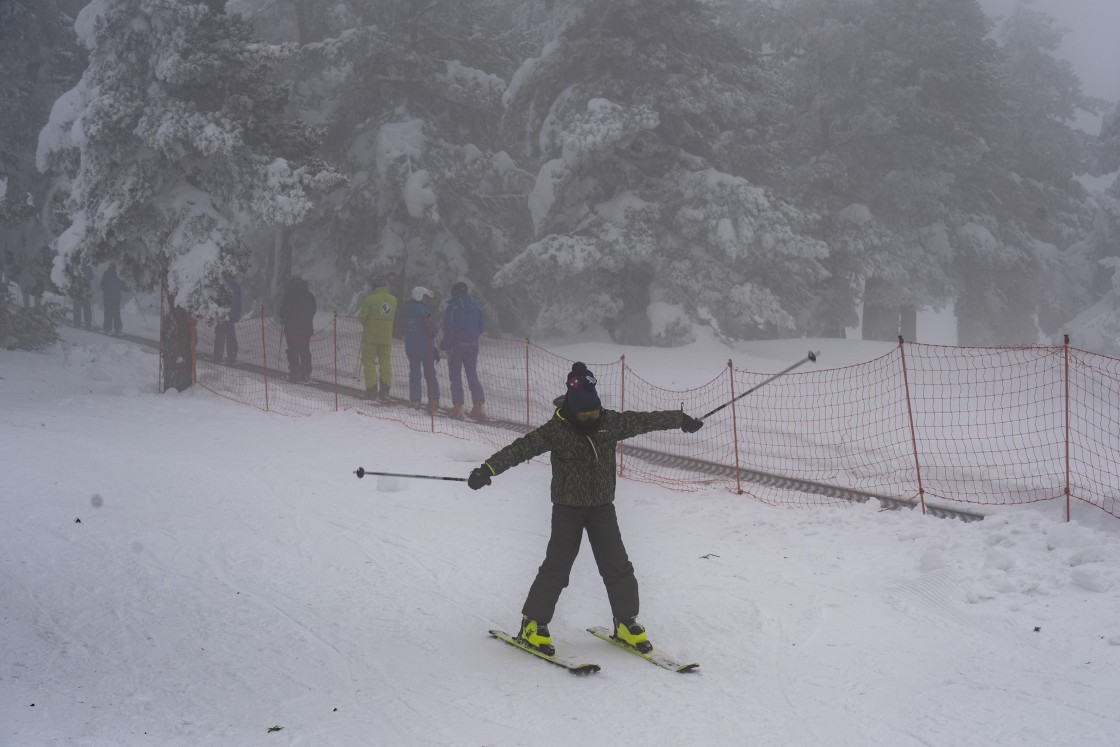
[468,463,492,490]
[681,414,704,433]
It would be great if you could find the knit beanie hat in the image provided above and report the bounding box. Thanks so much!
[451,281,468,298]
[411,286,432,302]
[564,362,601,412]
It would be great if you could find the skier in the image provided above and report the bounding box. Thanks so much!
[100,262,126,335]
[398,286,441,412]
[279,277,316,382]
[467,361,705,656]
[440,281,486,420]
[358,276,397,399]
[213,277,242,363]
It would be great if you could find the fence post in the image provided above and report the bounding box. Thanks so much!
[158,284,165,393]
[333,312,339,412]
[189,315,197,385]
[1064,333,1071,523]
[618,354,627,477]
[525,338,531,428]
[729,359,742,494]
[260,304,269,412]
[897,335,926,515]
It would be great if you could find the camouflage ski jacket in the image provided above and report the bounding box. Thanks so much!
[483,409,685,507]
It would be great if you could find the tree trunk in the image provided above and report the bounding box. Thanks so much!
[290,0,309,44]
[862,304,901,341]
[605,269,652,345]
[861,277,901,342]
[900,305,917,341]
[271,226,291,311]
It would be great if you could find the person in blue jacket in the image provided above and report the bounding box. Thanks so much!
[440,281,486,420]
[399,286,441,413]
[213,278,242,363]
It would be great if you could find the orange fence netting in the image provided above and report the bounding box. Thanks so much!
[183,311,1120,522]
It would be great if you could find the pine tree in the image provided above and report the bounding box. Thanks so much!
[40,0,342,320]
[0,0,85,274]
[274,0,530,315]
[497,0,825,343]
[955,2,1100,344]
[773,0,1100,344]
[767,0,997,339]
[1095,102,1120,179]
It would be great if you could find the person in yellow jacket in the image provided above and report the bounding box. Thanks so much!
[358,277,397,399]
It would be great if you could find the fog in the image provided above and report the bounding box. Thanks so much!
[981,0,1120,133]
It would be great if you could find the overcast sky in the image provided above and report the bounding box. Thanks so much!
[981,0,1120,132]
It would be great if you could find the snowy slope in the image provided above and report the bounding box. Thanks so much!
[3,327,1120,747]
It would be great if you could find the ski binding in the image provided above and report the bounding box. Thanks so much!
[586,626,699,672]
[489,630,600,674]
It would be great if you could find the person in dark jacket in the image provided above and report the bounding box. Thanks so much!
[0,249,12,286]
[161,300,194,392]
[279,277,316,382]
[440,281,486,420]
[467,362,705,656]
[399,286,441,412]
[213,278,242,363]
[100,262,126,335]
[30,246,56,308]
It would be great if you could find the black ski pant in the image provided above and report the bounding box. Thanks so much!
[103,295,122,334]
[522,503,638,625]
[285,333,312,380]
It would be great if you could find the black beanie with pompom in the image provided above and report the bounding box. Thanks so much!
[564,362,601,412]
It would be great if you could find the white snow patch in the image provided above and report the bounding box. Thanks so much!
[3,331,1120,745]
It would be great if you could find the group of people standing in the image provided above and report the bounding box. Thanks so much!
[271,274,487,419]
[2,247,54,310]
[68,260,126,336]
[356,276,487,420]
[0,250,126,336]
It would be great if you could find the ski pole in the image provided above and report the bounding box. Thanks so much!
[354,467,467,482]
[352,340,365,382]
[128,291,152,329]
[700,350,819,419]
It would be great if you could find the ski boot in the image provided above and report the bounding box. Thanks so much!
[469,401,487,422]
[613,617,652,653]
[517,615,555,656]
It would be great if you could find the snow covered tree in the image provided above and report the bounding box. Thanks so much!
[772,0,1002,339]
[497,0,826,343]
[267,0,532,317]
[0,0,85,277]
[966,2,1103,343]
[773,0,1100,344]
[39,0,342,320]
[1058,101,1120,353]
[996,3,1098,185]
[1095,102,1120,180]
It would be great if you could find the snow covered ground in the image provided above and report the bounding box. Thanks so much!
[4,323,1120,746]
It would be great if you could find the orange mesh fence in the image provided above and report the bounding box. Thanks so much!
[1068,348,1120,519]
[734,350,915,509]
[901,343,1067,508]
[185,314,1120,521]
